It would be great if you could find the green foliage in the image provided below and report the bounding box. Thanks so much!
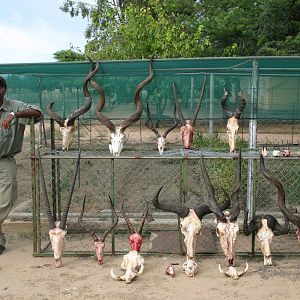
[53,48,86,62]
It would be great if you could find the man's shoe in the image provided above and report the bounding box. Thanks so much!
[0,245,5,255]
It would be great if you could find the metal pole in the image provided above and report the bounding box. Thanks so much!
[209,73,214,138]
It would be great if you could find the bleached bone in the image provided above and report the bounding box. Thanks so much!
[244,210,289,266]
[78,195,119,264]
[261,146,268,157]
[145,102,178,155]
[182,259,198,277]
[260,155,299,242]
[221,89,246,153]
[218,263,248,280]
[200,150,242,266]
[93,57,154,156]
[111,250,144,284]
[47,57,96,151]
[39,151,81,268]
[152,186,229,260]
[173,76,207,149]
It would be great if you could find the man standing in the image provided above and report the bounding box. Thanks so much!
[0,76,42,255]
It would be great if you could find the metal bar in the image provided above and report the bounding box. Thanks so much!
[209,73,214,138]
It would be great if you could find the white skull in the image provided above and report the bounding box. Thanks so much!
[49,222,67,268]
[272,149,281,157]
[157,137,166,155]
[59,119,76,151]
[109,127,124,156]
[182,259,198,277]
[226,117,239,153]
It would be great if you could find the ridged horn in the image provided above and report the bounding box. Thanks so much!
[172,81,185,126]
[145,102,160,138]
[137,200,149,235]
[161,105,178,138]
[121,200,135,234]
[46,102,64,127]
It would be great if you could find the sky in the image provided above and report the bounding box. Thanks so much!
[0,0,94,63]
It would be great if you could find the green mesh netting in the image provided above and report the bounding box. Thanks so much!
[1,56,299,121]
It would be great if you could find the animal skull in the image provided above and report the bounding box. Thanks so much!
[261,146,268,157]
[111,250,144,284]
[180,120,196,149]
[59,120,76,151]
[165,265,176,277]
[49,222,67,268]
[182,259,198,277]
[221,90,246,153]
[272,149,281,157]
[218,263,248,280]
[256,219,274,266]
[216,212,239,266]
[109,128,125,157]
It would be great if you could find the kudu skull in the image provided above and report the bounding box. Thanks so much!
[152,186,229,262]
[145,102,178,155]
[243,211,289,266]
[260,154,300,242]
[93,57,154,156]
[111,200,148,283]
[221,89,246,153]
[172,76,207,149]
[39,151,80,268]
[78,195,119,265]
[200,151,242,266]
[47,58,96,151]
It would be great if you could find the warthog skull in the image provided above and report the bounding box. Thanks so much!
[145,102,178,155]
[111,250,144,284]
[259,155,299,241]
[244,210,289,266]
[78,195,119,264]
[200,150,242,266]
[152,186,219,260]
[39,151,81,267]
[182,259,198,277]
[173,76,207,149]
[218,263,248,280]
[221,90,246,153]
[93,57,154,156]
[121,200,148,252]
[47,58,96,151]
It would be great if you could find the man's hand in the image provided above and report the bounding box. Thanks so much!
[1,114,14,129]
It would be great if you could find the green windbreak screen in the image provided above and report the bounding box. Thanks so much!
[0,56,299,121]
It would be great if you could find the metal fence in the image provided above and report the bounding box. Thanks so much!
[32,146,300,258]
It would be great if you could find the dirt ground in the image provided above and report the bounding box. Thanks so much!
[1,123,299,300]
[0,237,299,300]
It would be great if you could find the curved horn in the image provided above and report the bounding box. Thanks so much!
[78,195,99,241]
[190,76,207,127]
[121,200,135,234]
[110,268,122,281]
[152,186,190,218]
[172,81,185,126]
[243,210,257,236]
[137,200,149,235]
[46,102,65,127]
[221,89,234,118]
[238,263,249,277]
[136,263,144,277]
[161,105,178,138]
[59,152,81,229]
[233,90,246,119]
[38,150,55,229]
[194,204,212,220]
[145,102,161,138]
[260,154,300,227]
[120,56,154,132]
[200,155,226,222]
[263,214,290,236]
[100,195,119,242]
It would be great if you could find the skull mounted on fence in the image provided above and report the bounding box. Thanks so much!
[47,57,96,151]
[200,150,242,266]
[172,76,207,149]
[221,89,246,153]
[145,102,178,155]
[39,150,81,268]
[243,211,289,266]
[152,185,229,261]
[260,155,300,242]
[93,57,154,156]
[78,195,119,265]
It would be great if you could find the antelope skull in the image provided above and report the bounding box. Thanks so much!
[182,259,198,277]
[218,263,248,280]
[93,57,154,156]
[111,250,144,284]
[244,212,289,266]
[260,155,299,242]
[200,150,242,266]
[173,76,207,149]
[221,90,246,153]
[78,195,119,264]
[47,58,96,151]
[39,151,81,268]
[145,102,178,155]
[152,186,229,261]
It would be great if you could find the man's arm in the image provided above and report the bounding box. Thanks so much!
[1,109,42,128]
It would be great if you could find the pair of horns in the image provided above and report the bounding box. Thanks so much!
[221,89,246,119]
